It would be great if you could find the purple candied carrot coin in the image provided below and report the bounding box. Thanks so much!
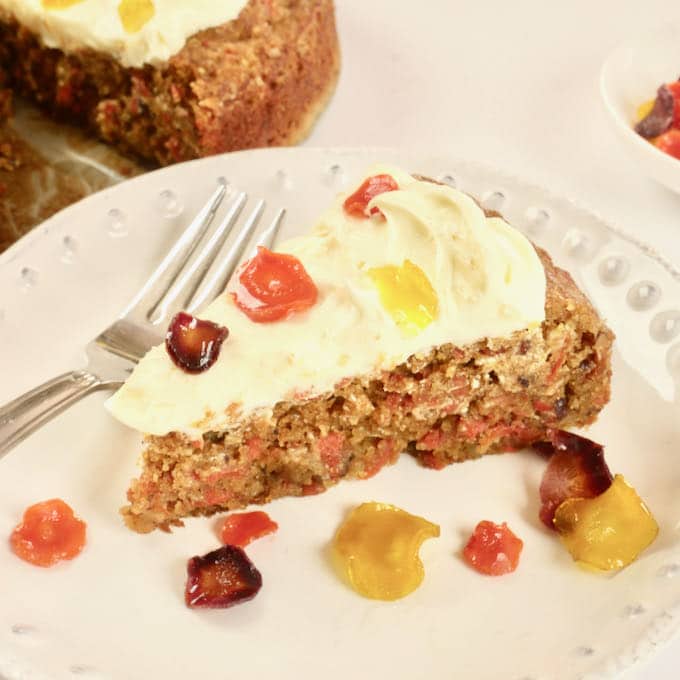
[185,545,262,608]
[165,311,229,374]
[635,85,674,139]
[534,430,614,530]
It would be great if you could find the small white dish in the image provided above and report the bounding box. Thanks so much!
[600,22,680,194]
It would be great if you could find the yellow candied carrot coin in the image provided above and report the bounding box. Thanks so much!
[368,260,439,337]
[332,502,440,600]
[636,99,655,122]
[118,0,155,34]
[553,474,658,572]
[42,0,84,8]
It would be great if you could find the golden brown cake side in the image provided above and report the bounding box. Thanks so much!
[122,247,614,533]
[0,0,340,166]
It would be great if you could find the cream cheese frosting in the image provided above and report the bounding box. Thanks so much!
[106,167,547,438]
[0,0,248,68]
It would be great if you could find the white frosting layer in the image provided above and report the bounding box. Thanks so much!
[0,0,248,67]
[106,167,547,437]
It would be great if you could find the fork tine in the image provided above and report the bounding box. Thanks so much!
[186,199,265,314]
[121,180,227,322]
[147,191,247,324]
[236,207,286,279]
[256,207,286,250]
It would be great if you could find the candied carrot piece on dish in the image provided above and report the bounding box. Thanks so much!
[185,545,262,608]
[10,498,86,567]
[332,502,440,600]
[534,430,613,529]
[463,520,523,576]
[655,129,680,160]
[220,511,278,547]
[554,475,658,572]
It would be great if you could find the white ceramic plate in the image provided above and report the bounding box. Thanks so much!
[1,148,680,680]
[600,21,680,194]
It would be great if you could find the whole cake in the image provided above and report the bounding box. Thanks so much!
[0,0,339,165]
[107,167,614,532]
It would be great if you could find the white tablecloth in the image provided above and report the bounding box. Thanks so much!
[306,3,680,678]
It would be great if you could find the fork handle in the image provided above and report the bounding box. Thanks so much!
[0,370,104,458]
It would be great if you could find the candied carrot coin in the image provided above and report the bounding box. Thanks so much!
[535,430,613,530]
[42,0,84,8]
[220,511,279,547]
[332,502,440,600]
[463,520,523,576]
[118,0,155,34]
[164,311,229,374]
[655,129,680,160]
[343,174,399,218]
[10,499,87,567]
[368,259,439,336]
[554,474,658,571]
[231,246,318,322]
[185,545,262,609]
[636,99,655,122]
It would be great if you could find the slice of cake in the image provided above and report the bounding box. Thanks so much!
[0,0,339,165]
[107,167,614,532]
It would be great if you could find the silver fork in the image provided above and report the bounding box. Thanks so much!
[0,180,285,458]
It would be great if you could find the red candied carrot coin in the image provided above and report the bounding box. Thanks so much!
[463,520,523,576]
[10,498,87,567]
[655,129,680,160]
[343,174,399,218]
[220,511,279,547]
[231,246,318,322]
